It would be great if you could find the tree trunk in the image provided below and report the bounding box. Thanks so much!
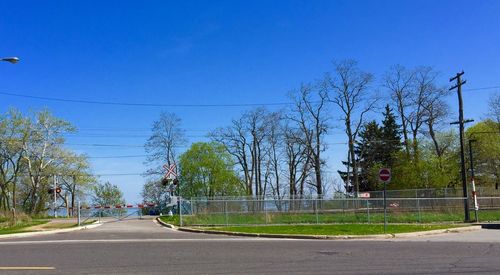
[399,105,411,158]
[428,121,443,169]
[315,130,322,197]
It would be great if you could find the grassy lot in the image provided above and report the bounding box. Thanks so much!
[0,218,96,235]
[161,210,500,226]
[206,224,466,235]
[0,220,49,235]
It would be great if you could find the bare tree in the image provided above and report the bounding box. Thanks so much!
[422,89,450,161]
[407,66,441,161]
[488,93,500,126]
[383,65,415,157]
[288,84,329,198]
[210,117,253,195]
[281,121,311,199]
[325,60,376,196]
[264,111,284,201]
[144,112,187,177]
[244,108,268,198]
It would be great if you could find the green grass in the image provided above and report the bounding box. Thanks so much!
[0,220,49,235]
[475,210,500,222]
[160,209,500,227]
[206,224,466,235]
[80,219,97,226]
[159,215,180,225]
[170,210,500,226]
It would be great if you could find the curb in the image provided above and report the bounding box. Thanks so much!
[155,219,482,240]
[0,221,103,239]
[392,225,481,238]
[176,227,393,239]
[156,217,177,230]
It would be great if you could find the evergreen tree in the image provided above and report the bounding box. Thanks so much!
[355,120,383,191]
[339,106,402,193]
[380,104,402,167]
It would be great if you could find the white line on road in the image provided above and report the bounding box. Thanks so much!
[0,267,55,270]
[0,238,309,245]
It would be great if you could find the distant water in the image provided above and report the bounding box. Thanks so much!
[47,207,151,217]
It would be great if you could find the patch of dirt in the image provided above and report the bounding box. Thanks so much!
[24,219,77,232]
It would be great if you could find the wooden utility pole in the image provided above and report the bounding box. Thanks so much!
[449,71,470,222]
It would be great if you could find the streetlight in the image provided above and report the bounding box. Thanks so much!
[1,57,20,64]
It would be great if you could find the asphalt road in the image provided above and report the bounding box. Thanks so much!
[0,218,499,274]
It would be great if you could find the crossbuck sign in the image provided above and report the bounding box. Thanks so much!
[163,163,177,179]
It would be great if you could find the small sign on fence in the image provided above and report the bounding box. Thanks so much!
[359,192,370,198]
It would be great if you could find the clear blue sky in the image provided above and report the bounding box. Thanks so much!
[1,0,499,202]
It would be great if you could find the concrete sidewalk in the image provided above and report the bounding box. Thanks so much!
[0,221,102,240]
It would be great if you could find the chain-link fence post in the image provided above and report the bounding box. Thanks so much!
[416,196,421,223]
[179,196,183,227]
[225,200,228,226]
[315,199,319,224]
[191,199,195,215]
[366,199,370,223]
[264,199,268,224]
[77,201,81,226]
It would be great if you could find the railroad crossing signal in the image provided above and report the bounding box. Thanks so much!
[161,178,170,186]
[163,163,177,179]
[48,187,62,194]
[47,187,62,194]
[163,163,179,189]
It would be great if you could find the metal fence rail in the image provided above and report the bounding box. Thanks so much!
[190,187,500,201]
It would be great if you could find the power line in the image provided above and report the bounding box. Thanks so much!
[464,86,500,91]
[17,172,149,177]
[77,127,213,132]
[1,85,498,108]
[87,155,148,159]
[64,134,209,138]
[0,91,292,107]
[92,173,148,176]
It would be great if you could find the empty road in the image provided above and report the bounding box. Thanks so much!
[0,218,499,274]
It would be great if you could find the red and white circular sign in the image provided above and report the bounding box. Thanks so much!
[379,168,391,182]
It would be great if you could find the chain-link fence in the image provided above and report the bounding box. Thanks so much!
[181,196,500,226]
[188,187,500,201]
